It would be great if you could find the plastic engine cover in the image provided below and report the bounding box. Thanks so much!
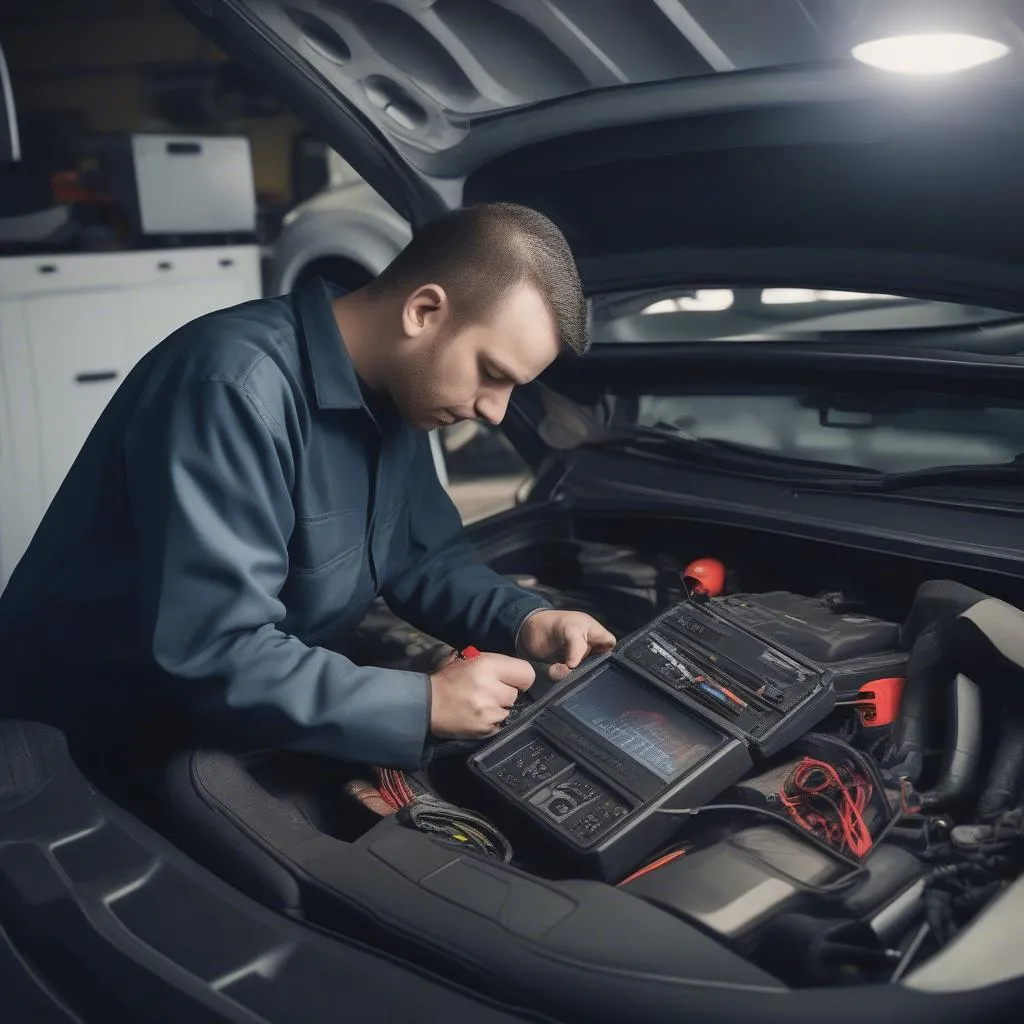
[713,592,900,663]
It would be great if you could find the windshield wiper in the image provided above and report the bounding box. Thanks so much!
[578,426,1024,494]
[797,457,1024,493]
[579,426,880,481]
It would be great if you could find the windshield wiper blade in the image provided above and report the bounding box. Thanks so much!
[798,457,1024,493]
[580,426,880,480]
[579,427,1024,495]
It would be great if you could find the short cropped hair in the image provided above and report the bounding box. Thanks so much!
[365,202,589,355]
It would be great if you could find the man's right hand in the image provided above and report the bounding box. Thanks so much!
[429,652,535,739]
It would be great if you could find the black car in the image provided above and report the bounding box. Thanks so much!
[6,2,1024,1022]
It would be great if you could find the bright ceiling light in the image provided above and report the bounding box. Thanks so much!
[761,288,818,305]
[641,299,677,315]
[641,290,735,314]
[852,32,1009,74]
[819,290,898,302]
[677,289,734,312]
[763,288,902,305]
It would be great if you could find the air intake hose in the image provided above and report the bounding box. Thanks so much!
[977,711,1024,821]
[888,581,991,783]
[917,674,983,813]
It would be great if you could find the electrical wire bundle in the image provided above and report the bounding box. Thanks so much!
[375,767,419,810]
[892,807,1024,946]
[343,766,515,864]
[779,756,874,858]
[342,768,424,817]
[396,794,514,863]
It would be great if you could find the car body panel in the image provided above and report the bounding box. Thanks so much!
[269,177,410,294]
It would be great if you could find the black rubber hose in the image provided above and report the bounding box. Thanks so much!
[899,580,990,650]
[887,581,993,781]
[887,627,945,783]
[943,598,1024,703]
[977,710,1024,821]
[918,674,984,813]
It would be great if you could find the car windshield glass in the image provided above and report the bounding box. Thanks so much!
[590,287,1021,344]
[565,388,1024,477]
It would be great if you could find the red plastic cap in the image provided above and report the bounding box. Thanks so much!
[857,677,905,727]
[683,558,727,597]
[460,646,481,660]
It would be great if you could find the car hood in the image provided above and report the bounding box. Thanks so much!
[174,1,1024,302]
[175,1,1024,472]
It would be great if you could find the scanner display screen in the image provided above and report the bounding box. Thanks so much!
[559,664,724,782]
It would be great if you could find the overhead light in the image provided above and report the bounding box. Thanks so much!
[677,289,734,311]
[761,288,818,305]
[852,32,1009,74]
[641,299,678,315]
[819,290,899,302]
[762,289,899,305]
[641,290,734,314]
[849,1,1012,75]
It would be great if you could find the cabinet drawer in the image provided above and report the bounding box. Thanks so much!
[0,245,261,299]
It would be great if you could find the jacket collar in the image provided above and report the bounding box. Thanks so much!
[295,275,364,411]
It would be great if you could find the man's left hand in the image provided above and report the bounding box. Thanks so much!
[517,610,616,682]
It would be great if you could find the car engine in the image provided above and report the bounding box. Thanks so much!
[342,539,1024,989]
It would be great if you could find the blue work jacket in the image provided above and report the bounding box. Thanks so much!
[0,276,548,768]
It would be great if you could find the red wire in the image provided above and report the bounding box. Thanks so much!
[779,757,874,858]
[373,768,404,810]
[618,849,687,886]
[374,768,417,810]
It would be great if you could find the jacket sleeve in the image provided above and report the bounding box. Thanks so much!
[124,376,430,769]
[381,433,552,654]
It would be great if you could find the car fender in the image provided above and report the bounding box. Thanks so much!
[271,186,412,294]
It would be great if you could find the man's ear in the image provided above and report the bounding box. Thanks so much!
[402,284,448,340]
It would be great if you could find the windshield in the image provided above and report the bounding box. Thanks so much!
[590,287,1021,344]
[601,392,1023,475]
[559,283,1024,476]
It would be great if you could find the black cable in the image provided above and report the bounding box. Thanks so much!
[397,795,514,864]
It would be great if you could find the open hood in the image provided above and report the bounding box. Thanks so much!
[174,1,1024,305]
[176,1,1024,476]
[174,0,863,225]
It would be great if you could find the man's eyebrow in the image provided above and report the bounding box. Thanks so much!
[487,359,531,386]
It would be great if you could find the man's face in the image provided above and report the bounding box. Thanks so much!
[387,283,561,431]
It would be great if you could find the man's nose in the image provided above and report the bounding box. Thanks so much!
[475,389,511,426]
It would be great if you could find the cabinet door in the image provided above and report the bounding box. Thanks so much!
[23,290,131,508]
[123,276,256,364]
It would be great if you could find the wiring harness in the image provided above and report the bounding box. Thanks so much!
[396,794,514,863]
[890,806,1024,947]
[780,757,875,859]
[343,766,515,864]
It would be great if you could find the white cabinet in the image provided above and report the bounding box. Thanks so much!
[0,298,42,590]
[23,289,133,504]
[0,245,262,593]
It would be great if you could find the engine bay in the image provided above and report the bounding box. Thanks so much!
[335,529,1024,990]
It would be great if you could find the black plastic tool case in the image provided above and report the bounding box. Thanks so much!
[468,659,752,881]
[468,594,860,879]
[620,595,841,757]
[711,592,908,700]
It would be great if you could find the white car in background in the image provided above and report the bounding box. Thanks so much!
[270,150,410,297]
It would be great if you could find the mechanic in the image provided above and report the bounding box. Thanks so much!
[0,202,615,784]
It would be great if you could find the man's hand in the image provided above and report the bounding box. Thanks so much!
[517,610,616,682]
[429,652,535,739]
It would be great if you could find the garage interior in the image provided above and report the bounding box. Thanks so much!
[5,2,1024,1021]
